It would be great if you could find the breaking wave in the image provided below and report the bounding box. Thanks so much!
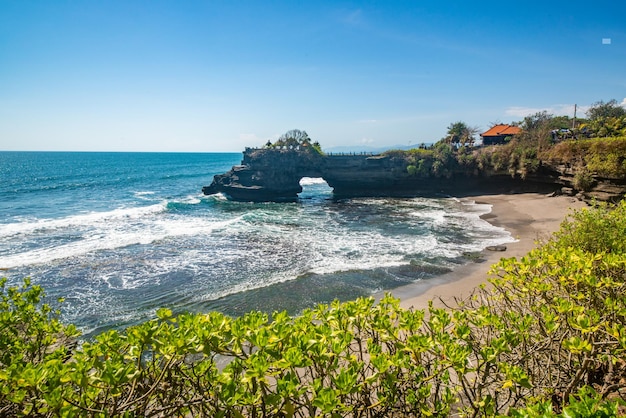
[0,152,514,337]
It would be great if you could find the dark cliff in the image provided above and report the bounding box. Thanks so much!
[203,148,325,202]
[202,147,626,202]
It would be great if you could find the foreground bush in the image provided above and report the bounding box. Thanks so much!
[2,202,626,417]
[450,201,626,414]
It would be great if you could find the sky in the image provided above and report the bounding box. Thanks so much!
[1,1,625,152]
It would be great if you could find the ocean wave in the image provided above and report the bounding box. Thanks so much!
[2,189,515,335]
[133,191,156,201]
[0,208,245,268]
[0,204,167,239]
[165,195,204,211]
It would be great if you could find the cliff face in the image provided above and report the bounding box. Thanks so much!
[202,148,626,202]
[550,164,626,202]
[202,148,325,202]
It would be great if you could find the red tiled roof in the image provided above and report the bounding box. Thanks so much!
[481,124,521,137]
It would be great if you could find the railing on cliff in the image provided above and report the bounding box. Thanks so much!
[244,147,377,157]
[326,152,376,156]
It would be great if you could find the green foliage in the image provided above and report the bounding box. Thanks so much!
[474,200,626,410]
[577,100,626,138]
[3,201,626,416]
[573,171,595,192]
[548,137,626,178]
[430,141,456,177]
[507,386,624,417]
[393,146,456,178]
[445,121,478,147]
[1,285,465,417]
[586,100,626,121]
[553,200,626,254]
[265,129,324,154]
[520,111,553,132]
[277,129,310,145]
[478,135,542,178]
[0,278,80,417]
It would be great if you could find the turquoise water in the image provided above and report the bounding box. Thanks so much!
[0,151,512,337]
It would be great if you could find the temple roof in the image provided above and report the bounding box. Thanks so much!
[481,124,521,137]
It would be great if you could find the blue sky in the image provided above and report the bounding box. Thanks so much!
[1,1,625,152]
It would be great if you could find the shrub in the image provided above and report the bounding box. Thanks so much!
[0,278,80,416]
[552,200,626,254]
[573,170,595,191]
[508,386,624,417]
[547,137,626,178]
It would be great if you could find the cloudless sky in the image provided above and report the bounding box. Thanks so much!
[1,0,625,152]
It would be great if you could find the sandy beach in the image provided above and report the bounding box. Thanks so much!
[393,193,587,310]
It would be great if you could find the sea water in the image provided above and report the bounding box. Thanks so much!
[0,151,513,337]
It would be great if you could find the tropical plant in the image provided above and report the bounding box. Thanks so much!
[445,121,479,147]
[586,100,626,121]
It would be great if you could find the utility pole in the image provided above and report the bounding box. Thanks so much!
[572,104,577,130]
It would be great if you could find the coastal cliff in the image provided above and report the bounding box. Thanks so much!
[202,146,625,202]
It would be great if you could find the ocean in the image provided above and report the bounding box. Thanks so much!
[0,151,513,338]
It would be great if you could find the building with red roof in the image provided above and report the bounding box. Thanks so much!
[480,124,521,145]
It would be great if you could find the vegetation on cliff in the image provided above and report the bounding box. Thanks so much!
[582,99,626,138]
[2,201,626,416]
[546,137,626,178]
[390,100,626,185]
[263,129,323,155]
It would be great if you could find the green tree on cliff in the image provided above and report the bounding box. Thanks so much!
[270,129,323,154]
[445,121,478,147]
[586,99,626,120]
[277,129,310,146]
[583,100,626,137]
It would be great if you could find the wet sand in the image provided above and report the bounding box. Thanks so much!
[393,193,587,310]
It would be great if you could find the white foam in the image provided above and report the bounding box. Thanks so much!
[168,194,203,205]
[299,177,329,186]
[0,210,245,268]
[2,193,519,332]
[409,209,447,224]
[0,204,166,239]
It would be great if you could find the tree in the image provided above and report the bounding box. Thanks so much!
[586,99,626,121]
[445,121,479,147]
[272,129,323,154]
[278,129,310,145]
[582,100,626,137]
[520,111,554,132]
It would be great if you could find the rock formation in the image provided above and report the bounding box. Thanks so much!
[202,147,622,202]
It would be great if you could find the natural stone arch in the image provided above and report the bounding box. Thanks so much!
[297,177,333,199]
[204,148,428,201]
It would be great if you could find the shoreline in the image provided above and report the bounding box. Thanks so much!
[390,193,587,310]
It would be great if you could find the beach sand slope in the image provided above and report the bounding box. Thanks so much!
[394,193,587,310]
